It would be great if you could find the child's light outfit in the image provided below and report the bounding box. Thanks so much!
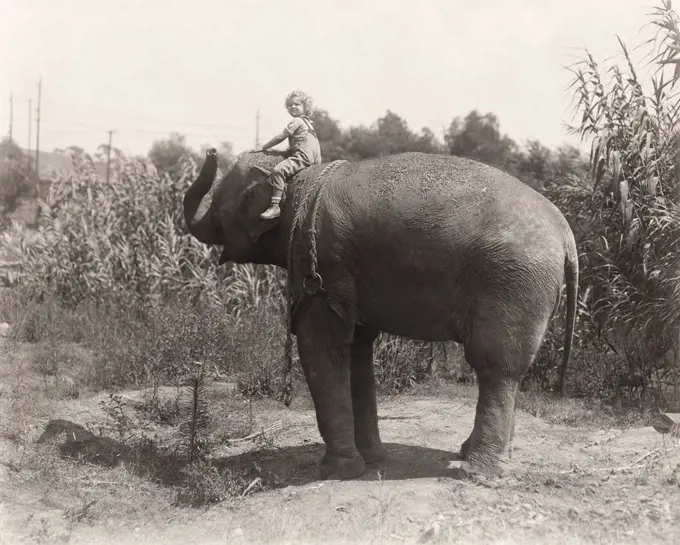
[260,116,322,219]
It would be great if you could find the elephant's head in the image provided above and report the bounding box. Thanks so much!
[183,149,291,266]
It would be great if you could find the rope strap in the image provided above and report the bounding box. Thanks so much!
[281,160,348,407]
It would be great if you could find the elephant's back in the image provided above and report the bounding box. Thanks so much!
[331,152,566,231]
[324,152,574,281]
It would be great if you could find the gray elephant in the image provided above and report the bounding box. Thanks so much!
[183,148,578,479]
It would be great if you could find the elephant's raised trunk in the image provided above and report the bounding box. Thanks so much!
[183,149,223,245]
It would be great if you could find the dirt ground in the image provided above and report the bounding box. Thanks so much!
[1,337,679,545]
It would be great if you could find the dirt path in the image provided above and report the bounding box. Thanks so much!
[1,339,679,545]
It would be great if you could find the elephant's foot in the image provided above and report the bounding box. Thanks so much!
[454,454,509,480]
[458,433,512,478]
[319,453,366,480]
[357,442,388,465]
[461,433,512,461]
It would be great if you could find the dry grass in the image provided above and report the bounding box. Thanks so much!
[516,389,654,429]
[3,331,680,545]
[0,337,282,529]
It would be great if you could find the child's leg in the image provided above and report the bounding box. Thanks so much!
[260,154,311,219]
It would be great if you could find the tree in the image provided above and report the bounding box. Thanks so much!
[444,110,518,171]
[375,111,417,155]
[148,133,202,178]
[344,110,441,160]
[552,144,590,186]
[310,109,349,161]
[346,125,382,160]
[513,139,556,190]
[95,143,124,164]
[412,127,443,154]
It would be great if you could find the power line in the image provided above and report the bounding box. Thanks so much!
[26,114,254,136]
[36,117,249,133]
[33,125,253,140]
[27,99,32,167]
[39,98,249,130]
[8,94,13,195]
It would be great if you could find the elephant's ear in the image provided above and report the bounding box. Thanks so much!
[238,165,284,244]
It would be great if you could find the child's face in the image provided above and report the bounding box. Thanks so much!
[286,97,304,117]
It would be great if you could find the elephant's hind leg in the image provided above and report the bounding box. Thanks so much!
[460,402,516,461]
[350,326,387,464]
[460,370,520,476]
[461,298,554,476]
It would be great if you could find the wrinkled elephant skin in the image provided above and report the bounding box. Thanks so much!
[183,150,579,479]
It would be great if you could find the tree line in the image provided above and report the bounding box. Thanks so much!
[138,107,590,195]
[1,104,590,219]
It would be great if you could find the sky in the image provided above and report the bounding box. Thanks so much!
[0,0,667,159]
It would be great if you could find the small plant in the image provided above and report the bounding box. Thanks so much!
[98,394,133,442]
[178,362,212,464]
[368,470,400,525]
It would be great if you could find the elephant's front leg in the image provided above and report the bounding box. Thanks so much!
[350,326,387,464]
[296,298,366,480]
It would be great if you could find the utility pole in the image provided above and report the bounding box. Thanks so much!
[105,130,115,183]
[255,109,260,148]
[35,77,42,185]
[27,99,32,169]
[8,93,13,142]
[8,94,13,193]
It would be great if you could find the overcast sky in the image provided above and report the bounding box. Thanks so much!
[0,0,663,158]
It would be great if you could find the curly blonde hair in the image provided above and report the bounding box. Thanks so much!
[284,89,314,116]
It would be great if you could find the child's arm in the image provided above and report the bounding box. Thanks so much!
[259,132,287,151]
[257,118,304,151]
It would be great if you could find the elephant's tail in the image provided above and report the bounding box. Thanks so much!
[557,241,579,395]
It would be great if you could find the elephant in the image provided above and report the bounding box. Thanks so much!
[183,148,578,479]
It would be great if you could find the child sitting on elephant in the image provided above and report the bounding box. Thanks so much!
[256,90,323,219]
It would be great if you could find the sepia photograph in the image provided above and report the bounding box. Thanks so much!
[1,1,680,543]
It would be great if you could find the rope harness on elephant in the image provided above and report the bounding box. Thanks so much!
[281,159,349,407]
